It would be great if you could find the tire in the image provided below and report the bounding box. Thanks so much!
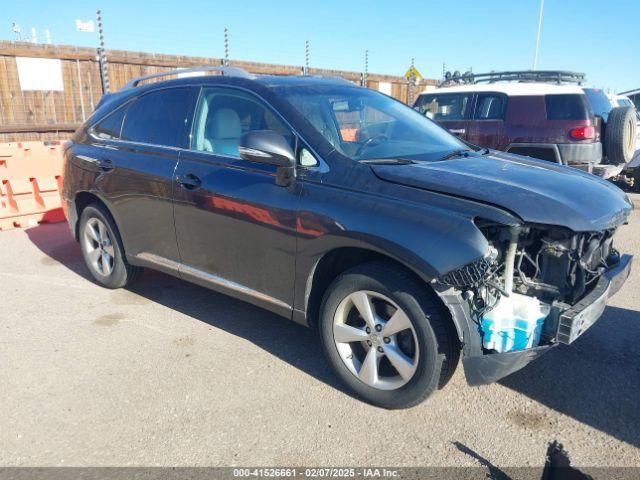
[605,107,637,165]
[78,204,142,288]
[318,261,460,409]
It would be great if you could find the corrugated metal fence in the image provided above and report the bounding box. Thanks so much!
[0,41,435,142]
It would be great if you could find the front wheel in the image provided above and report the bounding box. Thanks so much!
[318,261,460,409]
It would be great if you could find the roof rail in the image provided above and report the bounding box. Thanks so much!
[438,70,586,87]
[123,66,255,89]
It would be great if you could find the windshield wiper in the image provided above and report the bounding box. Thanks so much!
[439,149,473,161]
[360,158,416,165]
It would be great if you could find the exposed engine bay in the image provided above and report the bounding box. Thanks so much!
[438,221,622,352]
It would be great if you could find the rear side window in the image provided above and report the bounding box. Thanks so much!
[473,93,506,120]
[545,94,589,120]
[415,93,471,121]
[121,88,193,147]
[93,105,129,139]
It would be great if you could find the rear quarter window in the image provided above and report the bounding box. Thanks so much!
[545,94,590,120]
[93,105,129,140]
[583,88,613,118]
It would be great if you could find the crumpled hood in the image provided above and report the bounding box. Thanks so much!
[371,152,633,232]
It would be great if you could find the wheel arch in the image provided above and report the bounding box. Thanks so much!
[73,191,110,239]
[303,246,458,335]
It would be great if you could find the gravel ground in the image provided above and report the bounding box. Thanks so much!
[1,197,639,468]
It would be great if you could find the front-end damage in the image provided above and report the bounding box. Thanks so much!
[433,219,633,386]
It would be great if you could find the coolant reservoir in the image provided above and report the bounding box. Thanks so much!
[481,293,550,353]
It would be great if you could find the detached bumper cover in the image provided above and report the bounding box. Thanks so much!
[463,254,633,386]
[556,254,632,344]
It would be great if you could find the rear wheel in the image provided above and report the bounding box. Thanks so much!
[605,106,637,165]
[79,204,142,288]
[318,261,460,409]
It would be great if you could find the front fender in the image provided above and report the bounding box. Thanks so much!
[293,180,517,317]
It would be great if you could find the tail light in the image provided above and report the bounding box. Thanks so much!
[569,126,595,140]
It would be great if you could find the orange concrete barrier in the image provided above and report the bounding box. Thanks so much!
[0,141,66,231]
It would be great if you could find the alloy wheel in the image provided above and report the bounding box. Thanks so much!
[332,290,419,390]
[83,217,115,277]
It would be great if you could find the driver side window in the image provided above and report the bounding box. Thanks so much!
[191,87,294,158]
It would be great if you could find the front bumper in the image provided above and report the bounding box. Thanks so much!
[556,254,632,344]
[463,254,633,386]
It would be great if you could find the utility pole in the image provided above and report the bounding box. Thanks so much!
[532,0,544,70]
[222,27,229,66]
[96,9,110,93]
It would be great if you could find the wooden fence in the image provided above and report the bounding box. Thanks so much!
[0,41,436,142]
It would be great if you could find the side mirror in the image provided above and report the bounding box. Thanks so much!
[239,130,295,167]
[239,130,296,186]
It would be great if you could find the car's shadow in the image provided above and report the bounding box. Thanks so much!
[499,304,640,449]
[26,222,640,448]
[25,222,346,394]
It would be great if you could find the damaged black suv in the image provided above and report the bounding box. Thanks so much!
[62,67,633,409]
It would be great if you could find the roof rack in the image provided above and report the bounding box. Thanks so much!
[438,70,586,87]
[123,66,255,89]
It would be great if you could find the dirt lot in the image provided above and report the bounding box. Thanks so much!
[1,196,639,468]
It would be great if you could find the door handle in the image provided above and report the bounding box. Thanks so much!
[98,158,114,172]
[177,173,202,190]
[449,128,466,135]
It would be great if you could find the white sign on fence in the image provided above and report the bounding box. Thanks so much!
[16,57,64,91]
[378,82,392,95]
[76,19,95,33]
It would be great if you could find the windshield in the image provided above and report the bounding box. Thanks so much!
[274,85,467,161]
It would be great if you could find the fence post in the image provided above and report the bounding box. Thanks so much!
[96,9,109,93]
[407,58,416,105]
[221,27,229,66]
[301,40,309,75]
[361,49,368,87]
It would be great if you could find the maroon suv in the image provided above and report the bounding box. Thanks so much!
[414,72,637,177]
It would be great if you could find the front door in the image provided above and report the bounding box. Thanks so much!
[173,86,300,315]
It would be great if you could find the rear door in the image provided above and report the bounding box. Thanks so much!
[466,92,508,149]
[87,86,197,267]
[414,92,471,140]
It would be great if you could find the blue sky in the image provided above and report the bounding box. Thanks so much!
[4,0,639,92]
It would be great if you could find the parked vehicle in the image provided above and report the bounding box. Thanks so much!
[62,67,633,408]
[611,93,637,109]
[414,71,637,179]
[607,92,640,189]
[620,88,640,108]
